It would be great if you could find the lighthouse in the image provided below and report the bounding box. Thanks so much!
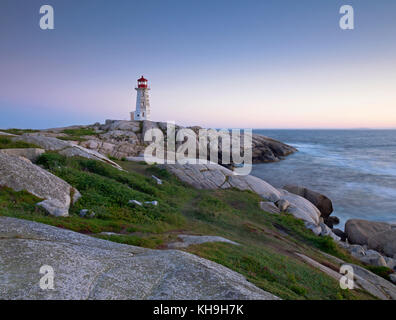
[131,76,151,121]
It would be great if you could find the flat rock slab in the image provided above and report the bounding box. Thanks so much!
[0,217,278,300]
[0,148,45,162]
[168,235,240,249]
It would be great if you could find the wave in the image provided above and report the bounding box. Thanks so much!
[289,142,396,177]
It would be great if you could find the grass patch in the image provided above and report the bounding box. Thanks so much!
[0,128,40,135]
[366,266,394,281]
[61,128,97,136]
[0,136,40,149]
[58,128,97,142]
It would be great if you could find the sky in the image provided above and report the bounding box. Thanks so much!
[0,0,396,129]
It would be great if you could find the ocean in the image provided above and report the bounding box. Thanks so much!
[252,129,396,229]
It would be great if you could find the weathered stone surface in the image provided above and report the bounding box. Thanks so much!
[345,219,392,246]
[349,245,366,258]
[332,228,347,242]
[275,199,290,212]
[13,134,73,150]
[384,257,396,270]
[319,222,341,241]
[278,189,321,225]
[0,152,78,217]
[251,134,297,163]
[0,217,279,300]
[304,222,322,236]
[345,219,396,257]
[390,274,396,284]
[318,252,396,300]
[324,216,340,229]
[359,254,387,267]
[168,235,240,249]
[259,202,280,214]
[367,230,396,258]
[350,263,396,300]
[0,148,45,162]
[100,120,141,132]
[45,121,296,163]
[283,185,333,218]
[161,162,282,201]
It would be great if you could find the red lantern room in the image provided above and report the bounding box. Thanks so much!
[137,76,148,88]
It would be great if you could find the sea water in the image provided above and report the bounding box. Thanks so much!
[252,129,396,229]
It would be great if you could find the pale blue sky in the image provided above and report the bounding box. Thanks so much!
[1,0,395,129]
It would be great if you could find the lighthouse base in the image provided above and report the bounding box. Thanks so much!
[131,111,149,121]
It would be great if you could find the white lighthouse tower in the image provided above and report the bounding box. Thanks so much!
[131,76,151,121]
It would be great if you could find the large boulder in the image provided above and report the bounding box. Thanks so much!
[0,152,79,217]
[345,219,396,257]
[345,219,392,245]
[0,217,279,300]
[283,185,333,218]
[367,230,396,258]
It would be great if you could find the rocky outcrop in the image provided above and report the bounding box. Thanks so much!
[0,152,79,217]
[345,219,396,257]
[283,185,333,218]
[0,217,279,300]
[341,242,396,270]
[251,134,297,163]
[0,148,45,162]
[41,120,296,164]
[12,134,122,170]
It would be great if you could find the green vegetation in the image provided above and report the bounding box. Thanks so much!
[366,266,394,281]
[61,128,97,136]
[0,136,40,149]
[58,128,97,142]
[0,152,376,300]
[0,128,40,135]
